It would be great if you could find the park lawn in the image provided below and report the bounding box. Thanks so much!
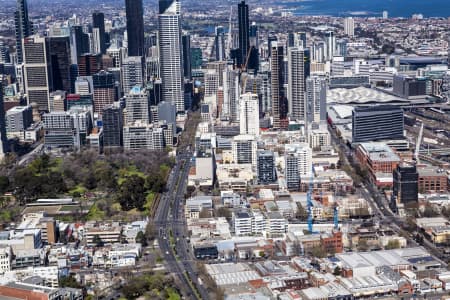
[117,165,146,185]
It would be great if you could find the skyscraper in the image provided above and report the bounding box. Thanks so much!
[239,93,259,136]
[214,26,225,61]
[93,70,116,113]
[182,34,192,80]
[0,80,8,157]
[15,0,33,64]
[70,26,90,64]
[238,0,249,67]
[48,36,71,92]
[158,0,185,113]
[125,86,149,124]
[23,35,51,111]
[257,150,276,184]
[125,0,145,57]
[393,164,419,206]
[287,47,306,122]
[102,105,123,148]
[271,42,286,129]
[92,12,106,54]
[306,76,327,123]
[344,17,355,37]
[121,56,144,94]
[326,31,336,60]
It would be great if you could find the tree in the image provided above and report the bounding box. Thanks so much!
[136,231,147,247]
[215,207,231,219]
[118,175,147,211]
[144,222,156,242]
[0,176,9,194]
[358,239,369,251]
[295,202,308,220]
[423,203,439,218]
[309,246,327,258]
[333,266,342,276]
[59,275,82,288]
[385,239,401,250]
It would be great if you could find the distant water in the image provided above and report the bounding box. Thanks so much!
[279,0,450,17]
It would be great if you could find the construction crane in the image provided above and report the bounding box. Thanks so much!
[333,204,339,230]
[414,122,424,164]
[307,166,315,233]
[240,48,255,93]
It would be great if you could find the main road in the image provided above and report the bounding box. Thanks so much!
[329,125,448,265]
[154,149,210,299]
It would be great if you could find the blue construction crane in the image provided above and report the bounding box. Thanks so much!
[307,166,314,233]
[333,204,339,230]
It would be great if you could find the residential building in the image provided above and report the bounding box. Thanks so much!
[239,93,260,136]
[288,47,306,122]
[393,164,419,206]
[257,150,276,184]
[232,134,257,169]
[344,17,355,37]
[158,0,184,113]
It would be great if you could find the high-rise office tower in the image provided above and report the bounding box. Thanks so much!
[0,80,8,157]
[326,31,335,60]
[102,105,123,148]
[93,70,116,113]
[92,12,106,54]
[297,32,307,48]
[344,17,355,37]
[125,86,149,124]
[15,0,33,64]
[77,53,102,76]
[159,0,185,113]
[288,47,306,122]
[125,0,145,57]
[267,36,277,57]
[48,36,71,92]
[238,0,249,67]
[121,56,143,94]
[204,70,219,97]
[287,33,295,48]
[271,42,286,129]
[239,93,259,136]
[182,34,192,80]
[70,25,90,64]
[214,26,225,61]
[23,36,51,111]
[306,76,327,123]
[382,11,389,19]
[0,42,10,64]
